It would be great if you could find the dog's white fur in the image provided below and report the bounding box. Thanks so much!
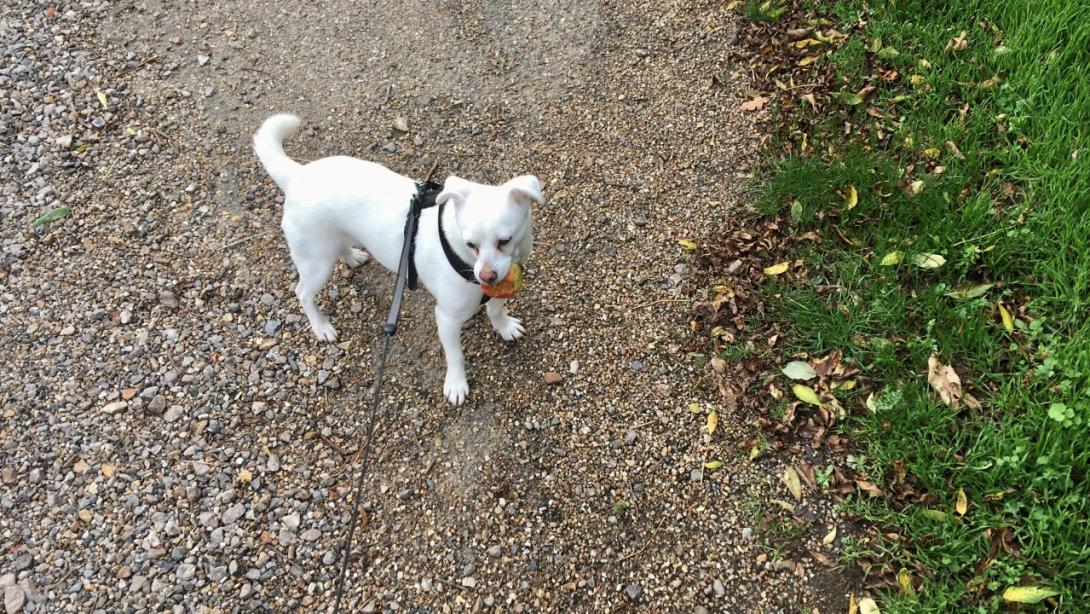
[253,114,541,404]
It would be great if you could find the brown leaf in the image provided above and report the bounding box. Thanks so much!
[946,31,969,52]
[855,479,882,497]
[801,93,818,112]
[740,95,770,111]
[927,355,975,409]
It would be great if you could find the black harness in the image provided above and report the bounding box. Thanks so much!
[405,181,489,304]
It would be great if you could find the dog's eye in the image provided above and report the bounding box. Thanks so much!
[497,238,511,247]
[466,242,478,251]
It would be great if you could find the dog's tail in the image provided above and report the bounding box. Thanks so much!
[253,113,303,190]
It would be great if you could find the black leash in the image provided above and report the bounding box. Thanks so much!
[330,163,439,612]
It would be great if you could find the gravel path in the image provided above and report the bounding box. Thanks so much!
[1,0,855,611]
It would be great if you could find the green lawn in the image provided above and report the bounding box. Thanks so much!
[753,0,1089,610]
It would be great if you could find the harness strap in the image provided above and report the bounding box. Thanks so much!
[406,181,490,304]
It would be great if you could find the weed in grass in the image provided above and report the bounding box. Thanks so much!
[744,0,786,23]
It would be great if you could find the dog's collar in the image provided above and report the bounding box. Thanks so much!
[407,181,489,303]
[437,201,478,284]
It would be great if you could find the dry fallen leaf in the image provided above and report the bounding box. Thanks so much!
[784,466,803,501]
[678,239,698,251]
[845,185,858,209]
[879,251,903,266]
[706,410,719,436]
[740,95,770,111]
[956,487,968,516]
[912,253,946,269]
[999,302,1014,332]
[801,93,818,112]
[897,569,915,596]
[763,261,790,276]
[823,525,837,544]
[945,283,994,300]
[858,597,881,614]
[1002,586,1060,604]
[946,30,969,52]
[781,360,817,380]
[848,593,858,614]
[855,478,882,497]
[927,355,980,410]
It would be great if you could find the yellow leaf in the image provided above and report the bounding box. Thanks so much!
[725,0,740,9]
[763,261,790,276]
[848,593,858,614]
[923,147,940,159]
[749,445,761,461]
[770,499,796,512]
[823,525,837,544]
[783,466,803,501]
[918,58,932,70]
[999,302,1014,332]
[910,74,926,86]
[798,55,819,67]
[678,239,698,251]
[689,402,701,414]
[1002,586,1060,604]
[792,384,823,407]
[96,89,109,109]
[845,185,858,209]
[865,393,878,413]
[704,460,724,471]
[897,569,916,597]
[836,379,857,391]
[879,251,903,266]
[858,597,881,614]
[794,38,823,48]
[238,468,253,483]
[909,179,925,195]
[706,410,719,435]
[956,487,968,516]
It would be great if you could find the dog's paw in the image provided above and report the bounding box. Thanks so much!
[491,315,526,341]
[342,248,370,268]
[443,373,469,406]
[311,319,338,342]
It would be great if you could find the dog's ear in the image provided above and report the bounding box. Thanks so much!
[507,175,544,207]
[437,175,471,207]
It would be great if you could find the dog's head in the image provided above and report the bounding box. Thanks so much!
[436,174,542,286]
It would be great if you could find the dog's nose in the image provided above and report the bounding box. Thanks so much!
[481,269,499,284]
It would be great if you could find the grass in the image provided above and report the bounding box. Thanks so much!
[751,0,1089,610]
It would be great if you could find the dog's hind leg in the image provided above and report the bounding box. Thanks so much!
[340,246,370,268]
[289,244,339,342]
[486,298,525,341]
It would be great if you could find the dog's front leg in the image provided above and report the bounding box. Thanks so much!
[486,299,525,341]
[436,306,470,405]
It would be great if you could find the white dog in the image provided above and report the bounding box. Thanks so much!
[253,114,541,405]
